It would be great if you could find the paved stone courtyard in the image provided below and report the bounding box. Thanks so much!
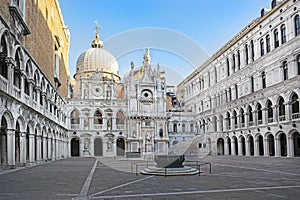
[0,156,299,200]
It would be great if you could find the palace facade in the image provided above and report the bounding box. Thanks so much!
[177,0,300,157]
[0,0,70,169]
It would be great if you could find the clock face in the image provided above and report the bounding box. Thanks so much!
[92,85,103,96]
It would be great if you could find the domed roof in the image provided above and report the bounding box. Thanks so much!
[75,32,119,76]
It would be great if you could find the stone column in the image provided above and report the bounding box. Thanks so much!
[47,138,52,160]
[19,132,26,165]
[224,140,229,155]
[262,108,268,125]
[285,102,291,121]
[264,138,269,156]
[29,133,35,163]
[20,72,26,100]
[272,105,279,122]
[245,112,249,128]
[245,138,250,156]
[238,139,243,156]
[237,114,241,129]
[52,138,56,160]
[287,136,293,157]
[6,129,15,168]
[36,135,41,161]
[43,137,47,160]
[254,138,259,156]
[274,137,281,157]
[231,140,236,156]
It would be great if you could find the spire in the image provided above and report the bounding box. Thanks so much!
[143,48,151,65]
[92,21,104,48]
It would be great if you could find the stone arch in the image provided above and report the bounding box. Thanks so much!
[255,133,264,156]
[94,137,103,156]
[290,130,300,157]
[217,138,224,155]
[232,136,238,155]
[70,137,80,157]
[116,137,125,156]
[276,131,287,157]
[239,135,246,156]
[0,110,14,130]
[226,137,232,155]
[247,134,254,156]
[265,132,275,156]
[290,92,299,119]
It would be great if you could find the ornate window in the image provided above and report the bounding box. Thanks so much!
[266,34,271,53]
[248,106,253,125]
[226,58,230,76]
[257,103,263,124]
[14,49,21,89]
[116,111,125,124]
[245,44,249,65]
[250,40,254,61]
[281,24,286,44]
[262,71,266,89]
[291,93,299,117]
[237,50,241,69]
[266,100,273,123]
[94,110,103,124]
[70,110,80,124]
[274,29,279,48]
[250,76,254,93]
[295,15,300,36]
[282,61,288,80]
[0,36,8,79]
[260,38,265,56]
[278,97,285,121]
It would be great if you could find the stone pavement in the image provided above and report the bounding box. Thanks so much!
[0,156,300,199]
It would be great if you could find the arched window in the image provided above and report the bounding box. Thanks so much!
[295,15,300,36]
[116,111,125,124]
[232,54,236,72]
[260,38,265,56]
[250,40,254,61]
[235,84,238,99]
[240,108,245,127]
[70,110,80,124]
[278,97,285,121]
[237,50,241,69]
[274,29,279,48]
[262,71,266,89]
[14,49,21,89]
[173,124,177,133]
[0,36,8,79]
[228,88,232,101]
[250,76,254,93]
[282,61,288,80]
[266,34,271,53]
[226,58,230,76]
[257,103,263,124]
[266,100,273,123]
[248,106,253,125]
[296,55,300,75]
[291,93,299,119]
[233,110,237,129]
[24,61,31,95]
[226,112,231,129]
[245,44,249,65]
[281,24,286,44]
[94,110,103,124]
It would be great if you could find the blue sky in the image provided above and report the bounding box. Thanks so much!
[59,0,271,85]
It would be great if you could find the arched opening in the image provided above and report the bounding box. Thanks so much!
[241,136,246,156]
[14,49,22,89]
[257,103,263,125]
[173,123,177,133]
[71,138,80,157]
[233,136,238,155]
[227,138,231,155]
[217,138,224,155]
[291,93,299,119]
[0,35,8,79]
[249,136,254,156]
[293,132,300,157]
[248,106,253,126]
[279,133,287,156]
[268,134,275,156]
[15,121,21,165]
[70,110,80,129]
[226,112,231,130]
[26,126,30,162]
[240,108,245,127]
[266,100,273,123]
[116,138,125,156]
[258,135,264,156]
[34,128,37,161]
[94,138,103,156]
[0,116,8,167]
[278,97,285,121]
[233,110,237,129]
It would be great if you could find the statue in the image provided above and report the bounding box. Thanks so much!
[84,138,90,150]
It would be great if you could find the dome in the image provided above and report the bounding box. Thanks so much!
[75,32,119,77]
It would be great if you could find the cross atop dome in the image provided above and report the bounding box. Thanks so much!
[91,21,104,48]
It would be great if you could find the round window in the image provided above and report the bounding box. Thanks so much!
[144,93,149,97]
